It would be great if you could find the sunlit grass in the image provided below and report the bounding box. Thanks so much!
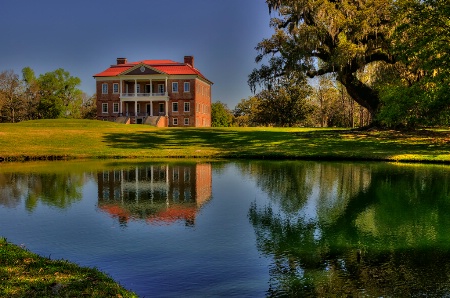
[0,119,449,163]
[0,238,137,297]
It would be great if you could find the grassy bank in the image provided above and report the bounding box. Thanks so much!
[0,119,450,163]
[0,238,137,297]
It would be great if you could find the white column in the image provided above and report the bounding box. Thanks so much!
[150,100,153,116]
[135,101,138,119]
[134,79,137,97]
[165,101,168,115]
[150,79,153,95]
[165,77,168,96]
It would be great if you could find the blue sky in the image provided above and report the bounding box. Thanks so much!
[0,0,273,108]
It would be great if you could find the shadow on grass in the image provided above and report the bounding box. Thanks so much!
[103,128,299,156]
[102,128,450,159]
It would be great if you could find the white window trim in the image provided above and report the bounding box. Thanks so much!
[113,83,119,94]
[173,118,178,125]
[102,83,108,94]
[172,82,178,93]
[184,102,190,112]
[102,103,108,113]
[184,118,189,125]
[158,84,164,94]
[184,82,190,92]
[113,102,119,113]
[172,102,178,113]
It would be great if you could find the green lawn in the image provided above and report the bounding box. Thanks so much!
[1,119,450,163]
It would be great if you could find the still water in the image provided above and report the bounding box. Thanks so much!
[1,160,450,297]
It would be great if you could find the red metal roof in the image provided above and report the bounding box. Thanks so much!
[94,59,212,83]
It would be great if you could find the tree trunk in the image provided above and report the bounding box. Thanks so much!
[338,73,380,119]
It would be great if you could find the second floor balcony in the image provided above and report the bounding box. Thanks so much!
[120,92,169,101]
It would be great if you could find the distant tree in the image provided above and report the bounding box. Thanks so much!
[22,67,40,120]
[81,93,97,119]
[311,76,339,127]
[36,68,83,119]
[233,96,261,127]
[0,70,25,123]
[254,71,313,127]
[211,101,233,127]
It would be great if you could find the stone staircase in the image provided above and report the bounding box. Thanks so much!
[115,116,130,124]
[144,116,161,126]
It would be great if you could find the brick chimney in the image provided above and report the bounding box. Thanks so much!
[184,56,194,67]
[117,58,127,65]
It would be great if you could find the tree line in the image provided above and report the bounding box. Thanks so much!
[212,74,371,128]
[0,67,96,123]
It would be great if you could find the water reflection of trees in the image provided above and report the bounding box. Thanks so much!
[97,163,212,226]
[0,172,84,211]
[247,162,450,297]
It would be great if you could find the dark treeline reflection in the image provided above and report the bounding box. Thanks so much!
[244,161,450,297]
[0,172,85,211]
[97,163,212,226]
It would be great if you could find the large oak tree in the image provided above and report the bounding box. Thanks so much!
[249,0,395,119]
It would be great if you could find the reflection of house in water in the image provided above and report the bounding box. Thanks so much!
[97,164,212,226]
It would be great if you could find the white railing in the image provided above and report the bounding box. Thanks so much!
[121,92,168,97]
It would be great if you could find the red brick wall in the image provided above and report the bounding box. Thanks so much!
[194,80,212,127]
[96,80,120,120]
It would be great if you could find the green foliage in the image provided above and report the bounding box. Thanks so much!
[0,67,85,122]
[211,101,233,127]
[375,0,450,127]
[233,96,261,127]
[37,68,83,119]
[255,73,313,127]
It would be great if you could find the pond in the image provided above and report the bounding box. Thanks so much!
[1,160,450,297]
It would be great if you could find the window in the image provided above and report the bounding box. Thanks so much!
[172,82,178,93]
[102,83,108,94]
[137,103,140,113]
[158,84,164,94]
[159,103,164,113]
[113,83,119,93]
[136,84,140,93]
[184,82,190,92]
[102,103,108,113]
[173,118,178,125]
[113,103,119,113]
[184,118,189,125]
[172,102,178,112]
[184,102,190,112]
